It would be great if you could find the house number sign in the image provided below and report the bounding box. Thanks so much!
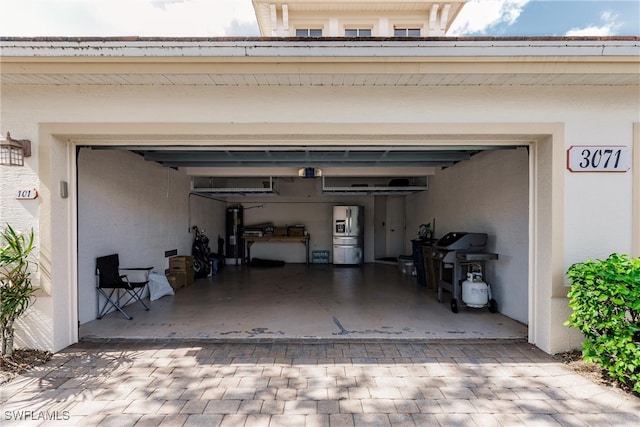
[567,146,631,172]
[15,188,38,199]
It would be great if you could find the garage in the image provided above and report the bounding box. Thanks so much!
[6,33,637,355]
[75,135,530,341]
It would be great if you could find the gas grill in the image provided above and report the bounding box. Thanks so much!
[433,232,499,312]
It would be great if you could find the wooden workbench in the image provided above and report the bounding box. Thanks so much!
[243,235,310,265]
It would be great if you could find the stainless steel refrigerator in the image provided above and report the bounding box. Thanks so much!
[333,205,364,265]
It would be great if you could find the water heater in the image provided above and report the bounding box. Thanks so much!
[225,206,244,265]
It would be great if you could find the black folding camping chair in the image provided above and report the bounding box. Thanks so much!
[96,254,152,320]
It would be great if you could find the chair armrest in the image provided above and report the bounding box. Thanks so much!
[119,267,153,283]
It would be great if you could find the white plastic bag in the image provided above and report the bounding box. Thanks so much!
[148,271,175,301]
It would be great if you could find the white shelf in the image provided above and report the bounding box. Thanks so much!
[190,176,429,196]
[321,176,428,195]
[191,177,278,196]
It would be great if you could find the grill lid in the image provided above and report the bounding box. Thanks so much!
[436,232,488,250]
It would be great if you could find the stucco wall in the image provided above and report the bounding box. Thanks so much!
[563,118,636,269]
[407,148,530,324]
[77,148,225,324]
[1,82,638,352]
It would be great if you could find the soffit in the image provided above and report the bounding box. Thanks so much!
[1,38,638,86]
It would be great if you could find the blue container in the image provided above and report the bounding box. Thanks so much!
[312,250,330,264]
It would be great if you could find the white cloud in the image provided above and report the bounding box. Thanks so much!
[564,10,621,36]
[448,0,531,36]
[1,0,259,37]
[565,25,611,36]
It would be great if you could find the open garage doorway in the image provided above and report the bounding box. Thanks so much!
[74,128,532,342]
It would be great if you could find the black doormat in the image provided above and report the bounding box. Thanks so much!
[376,257,398,263]
[250,258,285,268]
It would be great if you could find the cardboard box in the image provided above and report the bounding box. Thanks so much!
[181,270,194,287]
[288,226,305,237]
[166,274,182,290]
[169,255,194,271]
[167,270,193,289]
[273,226,287,236]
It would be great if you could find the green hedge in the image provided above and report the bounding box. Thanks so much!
[565,253,640,393]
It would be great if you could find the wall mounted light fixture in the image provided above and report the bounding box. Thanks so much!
[0,133,32,166]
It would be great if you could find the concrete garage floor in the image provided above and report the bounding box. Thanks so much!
[80,263,527,341]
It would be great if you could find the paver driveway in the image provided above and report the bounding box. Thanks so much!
[1,340,638,426]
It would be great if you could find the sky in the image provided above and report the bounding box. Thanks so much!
[1,0,638,38]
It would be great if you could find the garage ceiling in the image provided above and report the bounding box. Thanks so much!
[88,144,522,195]
[82,144,524,196]
[135,145,502,169]
[88,144,519,173]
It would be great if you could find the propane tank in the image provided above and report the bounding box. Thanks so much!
[462,272,489,308]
